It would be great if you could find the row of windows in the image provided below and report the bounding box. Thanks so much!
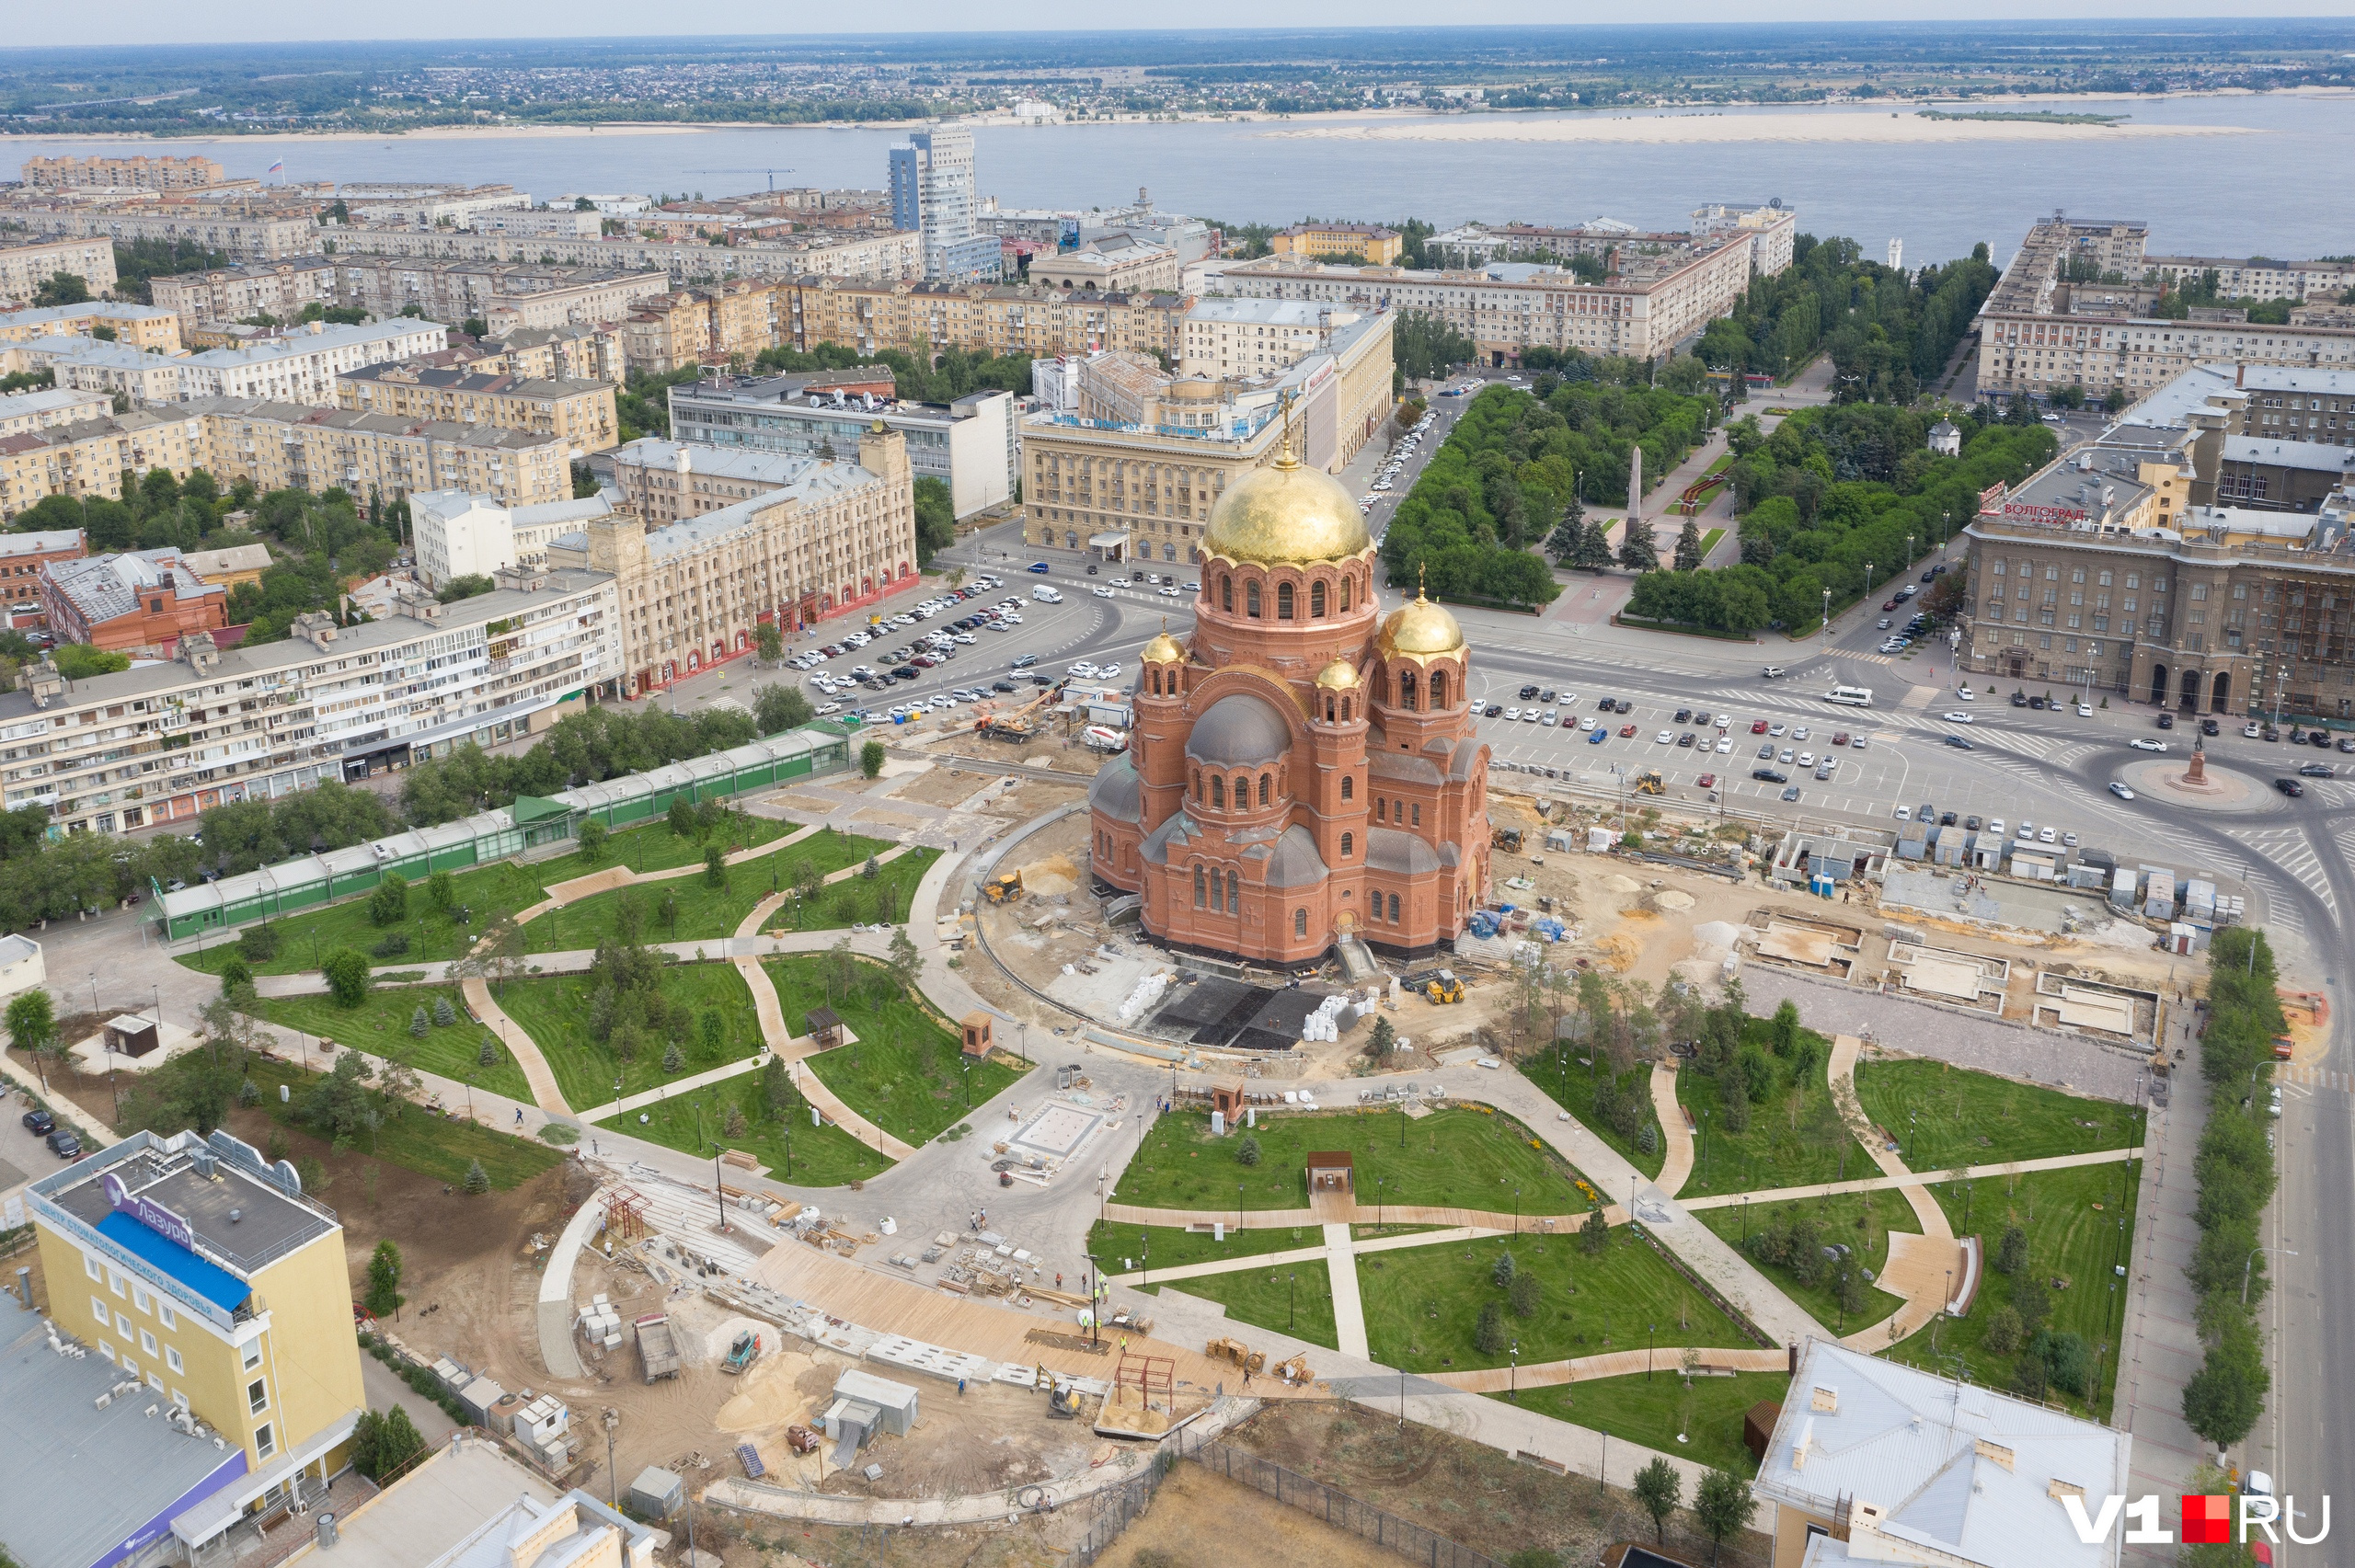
[1217,572,1360,620]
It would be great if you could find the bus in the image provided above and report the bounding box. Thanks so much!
[1823,685,1875,707]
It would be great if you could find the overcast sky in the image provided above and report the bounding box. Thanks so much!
[17,4,2355,48]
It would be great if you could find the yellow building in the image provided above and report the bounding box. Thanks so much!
[0,408,203,522]
[0,300,183,353]
[1270,223,1403,267]
[335,364,620,457]
[189,398,574,509]
[30,1128,367,1530]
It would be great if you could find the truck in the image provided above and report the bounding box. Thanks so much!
[634,1313,681,1383]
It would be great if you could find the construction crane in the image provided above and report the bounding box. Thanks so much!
[686,168,795,191]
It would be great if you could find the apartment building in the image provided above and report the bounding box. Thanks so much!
[782,278,1187,362]
[0,385,112,436]
[0,235,119,306]
[482,322,626,384]
[1977,216,2355,399]
[608,438,867,526]
[1028,235,1180,295]
[1179,298,1367,378]
[411,491,617,586]
[29,209,318,262]
[327,257,669,333]
[175,318,450,404]
[22,153,227,190]
[0,299,182,351]
[42,547,228,656]
[336,184,530,230]
[669,375,1014,518]
[1271,222,1403,266]
[1216,210,1793,366]
[620,279,783,374]
[890,125,986,280]
[148,258,342,327]
[189,397,573,508]
[546,425,913,690]
[23,336,189,404]
[0,570,621,830]
[0,527,86,619]
[27,1128,366,1551]
[0,407,202,522]
[331,224,923,286]
[2098,361,2355,513]
[337,363,619,456]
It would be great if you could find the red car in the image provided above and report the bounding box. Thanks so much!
[1617,724,1637,738]
[1751,718,1768,734]
[1832,731,1849,746]
[1882,599,1901,612]
[1696,773,1717,789]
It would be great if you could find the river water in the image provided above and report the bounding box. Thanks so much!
[9,91,2353,264]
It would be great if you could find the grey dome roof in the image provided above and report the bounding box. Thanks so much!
[1089,755,1143,822]
[1185,694,1292,768]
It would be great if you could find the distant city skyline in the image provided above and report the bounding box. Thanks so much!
[17,6,2355,47]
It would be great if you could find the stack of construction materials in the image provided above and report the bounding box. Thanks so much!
[577,1294,625,1349]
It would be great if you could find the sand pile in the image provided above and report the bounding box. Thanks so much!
[1601,874,1642,895]
[1022,853,1082,898]
[1655,890,1695,911]
[714,1349,820,1433]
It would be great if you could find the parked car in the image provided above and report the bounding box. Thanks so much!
[21,1107,54,1136]
[46,1128,81,1160]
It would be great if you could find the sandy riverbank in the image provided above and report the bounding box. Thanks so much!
[1262,111,2263,146]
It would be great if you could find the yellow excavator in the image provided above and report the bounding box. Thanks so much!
[1634,769,1667,795]
[982,871,1024,904]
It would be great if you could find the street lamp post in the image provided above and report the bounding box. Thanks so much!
[1510,1340,1521,1402]
[2243,1244,2297,1306]
[1647,1322,1656,1379]
[1288,1270,1297,1331]
[1821,586,1832,645]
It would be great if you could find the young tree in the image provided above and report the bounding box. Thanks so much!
[1364,1015,1396,1061]
[753,622,785,664]
[661,1039,684,1074]
[462,1158,490,1196]
[723,1103,748,1139]
[668,796,700,839]
[1617,520,1660,572]
[753,682,813,735]
[1491,1251,1518,1288]
[761,1055,792,1121]
[886,926,922,992]
[363,1239,405,1318]
[577,818,609,863]
[1473,1299,1507,1356]
[698,1008,725,1060]
[1692,1467,1758,1564]
[1769,999,1802,1055]
[367,872,408,927]
[432,996,456,1027]
[6,988,58,1089]
[408,1005,429,1038]
[478,1034,498,1069]
[1673,517,1705,571]
[1994,1223,2028,1275]
[322,947,373,1007]
[861,853,880,881]
[304,1050,379,1149]
[704,842,729,887]
[1632,1457,1683,1545]
[860,739,886,778]
[1508,1269,1542,1318]
[1235,1135,1261,1167]
[1580,1206,1609,1254]
[426,868,456,917]
[1982,1304,2025,1355]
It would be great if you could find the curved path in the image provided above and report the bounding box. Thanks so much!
[1649,1062,1695,1196]
[1826,1032,1966,1351]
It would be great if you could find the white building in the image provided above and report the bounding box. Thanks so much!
[0,932,42,1002]
[411,491,516,589]
[0,385,112,437]
[1179,298,1364,379]
[890,125,978,280]
[176,319,450,406]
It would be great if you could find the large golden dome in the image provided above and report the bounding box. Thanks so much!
[1200,451,1371,567]
[1378,588,1465,660]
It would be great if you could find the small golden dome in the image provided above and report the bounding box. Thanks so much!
[1315,658,1361,690]
[1378,588,1465,660]
[1141,628,1187,664]
[1200,446,1371,567]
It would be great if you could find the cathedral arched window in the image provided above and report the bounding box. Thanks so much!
[1387,892,1400,922]
[1211,775,1225,809]
[1340,776,1354,802]
[1234,774,1249,808]
[1246,580,1261,617]
[1398,670,1417,709]
[1339,574,1351,612]
[1430,669,1449,709]
[1340,831,1353,859]
[1227,875,1240,914]
[1276,582,1294,620]
[1258,773,1271,807]
[1191,770,1201,803]
[1376,797,1387,821]
[1323,693,1335,722]
[1310,579,1327,619]
[1221,575,1234,612]
[1194,864,1206,908]
[1293,909,1307,937]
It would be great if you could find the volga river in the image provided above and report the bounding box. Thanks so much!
[8,92,2353,265]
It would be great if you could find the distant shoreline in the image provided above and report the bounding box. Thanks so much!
[2,85,2346,144]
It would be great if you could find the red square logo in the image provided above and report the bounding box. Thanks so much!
[2181,1494,2234,1544]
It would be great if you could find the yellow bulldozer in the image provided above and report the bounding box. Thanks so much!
[982,871,1024,904]
[1424,970,1465,1005]
[1633,769,1667,795]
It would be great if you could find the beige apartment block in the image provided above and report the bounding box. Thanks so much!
[549,425,915,690]
[331,224,922,285]
[149,259,341,328]
[0,301,183,352]
[0,236,120,307]
[188,398,573,508]
[481,323,626,384]
[0,408,202,521]
[30,211,317,262]
[0,386,113,438]
[336,364,619,455]
[22,154,227,190]
[1271,222,1403,266]
[1028,235,1181,295]
[786,277,1185,361]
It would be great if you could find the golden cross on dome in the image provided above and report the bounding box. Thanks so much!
[1418,562,1428,601]
[1275,391,1299,468]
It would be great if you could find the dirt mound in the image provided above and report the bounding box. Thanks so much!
[1022,852,1082,897]
[1656,889,1695,911]
[1601,874,1643,895]
[713,1347,821,1432]
[1593,934,1641,971]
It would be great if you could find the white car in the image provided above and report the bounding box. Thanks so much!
[1098,663,1122,680]
[2243,723,2263,738]
[1894,805,1913,821]
[1768,723,1787,738]
[1796,751,1815,768]
[1577,715,1595,730]
[1715,738,1733,753]
[1069,661,1099,677]
[1522,709,1541,723]
[1158,585,1182,598]
[1503,707,1522,721]
[1986,818,2005,838]
[2075,704,2092,717]
[1542,712,1558,727]
[2130,738,2167,752]
[1942,711,1974,724]
[1655,730,1673,743]
[2109,782,2137,800]
[2038,827,2057,844]
[814,702,842,715]
[1093,585,1115,599]
[953,633,976,644]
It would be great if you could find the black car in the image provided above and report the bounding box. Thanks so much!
[1947,735,1974,750]
[1672,708,1693,724]
[1677,733,1696,748]
[2201,718,2222,736]
[1540,689,1557,703]
[1032,673,1055,687]
[1965,815,1982,831]
[2275,778,2306,797]
[1941,811,1959,826]
[2157,713,2175,728]
[1693,711,1711,727]
[2262,726,2280,741]
[46,1128,81,1160]
[2297,762,2335,778]
[2313,731,2337,749]
[21,1106,54,1137]
[2010,692,2028,707]
[1780,785,1803,801]
[2028,696,2045,710]
[1519,685,1541,700]
[1752,767,1788,784]
[991,679,1017,692]
[1486,704,1505,717]
[1757,743,1775,759]
[1918,804,1936,823]
[891,666,919,681]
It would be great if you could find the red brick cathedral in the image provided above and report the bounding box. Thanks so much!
[1088,442,1491,964]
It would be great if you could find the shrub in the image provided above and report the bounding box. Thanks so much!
[1982,1304,2025,1355]
[1235,1135,1261,1166]
[462,1158,489,1196]
[1995,1223,2028,1275]
[219,953,253,993]
[323,948,373,1007]
[704,843,728,887]
[860,739,885,777]
[577,818,608,863]
[1507,1269,1541,1318]
[238,923,281,962]
[370,931,411,958]
[367,873,408,927]
[1473,1299,1506,1356]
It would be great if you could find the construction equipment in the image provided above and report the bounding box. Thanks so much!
[980,687,1055,741]
[1047,1381,1083,1420]
[1271,1354,1311,1383]
[633,1313,681,1383]
[1634,769,1667,795]
[982,871,1024,905]
[1205,1335,1266,1373]
[1491,826,1524,853]
[784,1425,821,1455]
[1424,970,1465,1005]
[721,1329,763,1376]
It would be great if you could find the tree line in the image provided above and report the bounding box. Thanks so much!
[1696,235,1999,403]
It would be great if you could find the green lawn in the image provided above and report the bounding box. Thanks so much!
[494,961,764,1112]
[179,859,553,977]
[1854,1059,2145,1174]
[1146,1258,1338,1352]
[592,814,799,876]
[1518,1057,1665,1181]
[1884,1162,2140,1421]
[1362,1229,1752,1373]
[1694,1190,1913,1336]
[775,848,942,933]
[1512,1371,1790,1477]
[766,955,1027,1145]
[1111,1107,1592,1218]
[597,1078,892,1188]
[236,1055,563,1190]
[1675,1034,1866,1195]
[247,985,533,1103]
[1090,1219,1323,1275]
[1698,527,1726,559]
[534,827,900,951]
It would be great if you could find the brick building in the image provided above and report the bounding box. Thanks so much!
[41,548,228,656]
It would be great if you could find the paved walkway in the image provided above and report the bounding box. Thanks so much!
[1322,1221,1371,1358]
[1677,1145,2142,1210]
[1424,1345,1791,1394]
[1650,1062,1695,1195]
[1827,1033,1964,1351]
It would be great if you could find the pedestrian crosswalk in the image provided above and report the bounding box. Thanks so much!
[2224,827,2339,922]
[2278,1065,2352,1093]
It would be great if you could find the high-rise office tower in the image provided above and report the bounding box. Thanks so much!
[888,126,996,281]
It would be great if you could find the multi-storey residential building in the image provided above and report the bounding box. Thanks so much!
[326,257,668,333]
[174,318,450,404]
[336,363,619,456]
[0,385,112,436]
[1960,453,2355,722]
[1028,235,1180,295]
[1271,222,1403,266]
[189,398,573,508]
[783,278,1187,362]
[42,547,229,656]
[890,126,989,280]
[149,258,341,329]
[0,235,120,306]
[1976,216,2355,400]
[335,183,531,230]
[18,336,190,404]
[1179,299,1369,379]
[28,210,318,262]
[0,407,202,521]
[0,300,182,351]
[469,205,605,239]
[2096,361,2355,514]
[1215,210,1794,367]
[410,491,619,585]
[620,280,786,375]
[28,1128,367,1549]
[21,153,227,190]
[669,375,1014,518]
[607,438,865,526]
[546,425,914,691]
[480,322,626,384]
[0,527,86,620]
[330,224,922,286]
[0,569,622,829]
